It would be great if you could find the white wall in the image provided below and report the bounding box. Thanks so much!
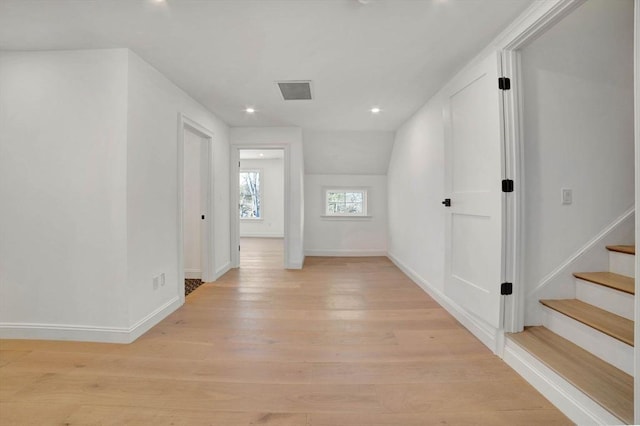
[0,49,130,335]
[230,127,305,268]
[303,130,395,175]
[183,129,204,278]
[305,174,387,256]
[387,93,446,293]
[520,0,635,324]
[240,158,284,238]
[0,48,231,342]
[126,51,230,327]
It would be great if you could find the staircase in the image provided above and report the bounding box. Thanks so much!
[508,245,635,424]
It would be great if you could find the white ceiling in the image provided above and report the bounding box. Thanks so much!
[0,0,532,132]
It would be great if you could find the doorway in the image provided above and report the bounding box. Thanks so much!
[237,148,285,269]
[178,115,214,300]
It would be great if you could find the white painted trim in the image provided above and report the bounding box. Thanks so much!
[527,207,635,298]
[634,1,640,422]
[177,113,217,309]
[287,260,304,270]
[127,296,182,342]
[231,146,290,269]
[184,269,202,279]
[504,338,624,425]
[319,215,373,221]
[305,249,387,257]
[214,261,231,280]
[240,233,284,238]
[0,296,181,344]
[497,0,587,335]
[387,252,499,354]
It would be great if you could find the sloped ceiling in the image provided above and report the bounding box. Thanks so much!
[0,0,532,132]
[303,131,395,175]
[0,0,533,175]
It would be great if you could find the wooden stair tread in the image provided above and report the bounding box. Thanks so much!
[540,299,634,346]
[573,271,635,295]
[606,245,635,255]
[509,326,633,424]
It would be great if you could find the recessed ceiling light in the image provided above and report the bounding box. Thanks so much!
[259,153,264,157]
[245,107,255,114]
[370,107,381,114]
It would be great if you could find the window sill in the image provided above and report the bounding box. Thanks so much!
[240,218,264,222]
[320,215,373,221]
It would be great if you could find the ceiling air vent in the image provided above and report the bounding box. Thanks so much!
[276,81,312,100]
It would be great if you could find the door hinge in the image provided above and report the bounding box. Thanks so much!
[238,161,241,167]
[501,282,513,295]
[502,179,514,193]
[238,245,241,251]
[498,77,511,90]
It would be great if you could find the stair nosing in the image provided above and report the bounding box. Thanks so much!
[540,299,634,346]
[606,245,635,255]
[573,271,635,295]
[509,326,633,424]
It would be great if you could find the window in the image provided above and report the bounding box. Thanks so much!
[324,189,368,216]
[239,170,261,219]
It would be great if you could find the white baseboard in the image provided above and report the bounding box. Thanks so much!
[239,233,284,238]
[504,338,622,425]
[184,269,201,279]
[127,296,182,343]
[0,296,182,344]
[387,251,499,354]
[214,261,231,280]
[305,249,387,257]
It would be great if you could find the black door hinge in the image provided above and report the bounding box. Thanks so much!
[498,77,511,90]
[238,161,241,167]
[238,245,241,251]
[201,215,205,220]
[502,179,514,193]
[501,282,513,295]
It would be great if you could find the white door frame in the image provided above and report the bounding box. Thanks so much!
[633,1,639,421]
[177,114,215,303]
[493,0,587,334]
[498,0,638,419]
[230,145,290,269]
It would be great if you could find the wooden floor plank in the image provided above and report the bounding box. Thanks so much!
[540,299,634,346]
[0,238,569,425]
[509,326,633,424]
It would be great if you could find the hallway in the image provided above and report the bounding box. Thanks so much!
[1,247,569,425]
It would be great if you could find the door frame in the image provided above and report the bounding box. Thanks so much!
[230,145,290,269]
[177,113,215,303]
[493,0,587,334]
[498,0,637,419]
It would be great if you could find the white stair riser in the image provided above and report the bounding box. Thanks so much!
[541,306,633,375]
[609,251,635,278]
[575,279,634,320]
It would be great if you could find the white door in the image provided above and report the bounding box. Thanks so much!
[443,51,505,329]
[183,129,208,280]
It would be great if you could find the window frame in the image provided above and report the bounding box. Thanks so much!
[239,168,263,221]
[323,187,369,217]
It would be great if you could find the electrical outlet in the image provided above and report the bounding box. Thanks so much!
[153,276,159,290]
[561,188,572,205]
[160,273,166,286]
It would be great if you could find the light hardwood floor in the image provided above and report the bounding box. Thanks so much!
[0,238,570,425]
